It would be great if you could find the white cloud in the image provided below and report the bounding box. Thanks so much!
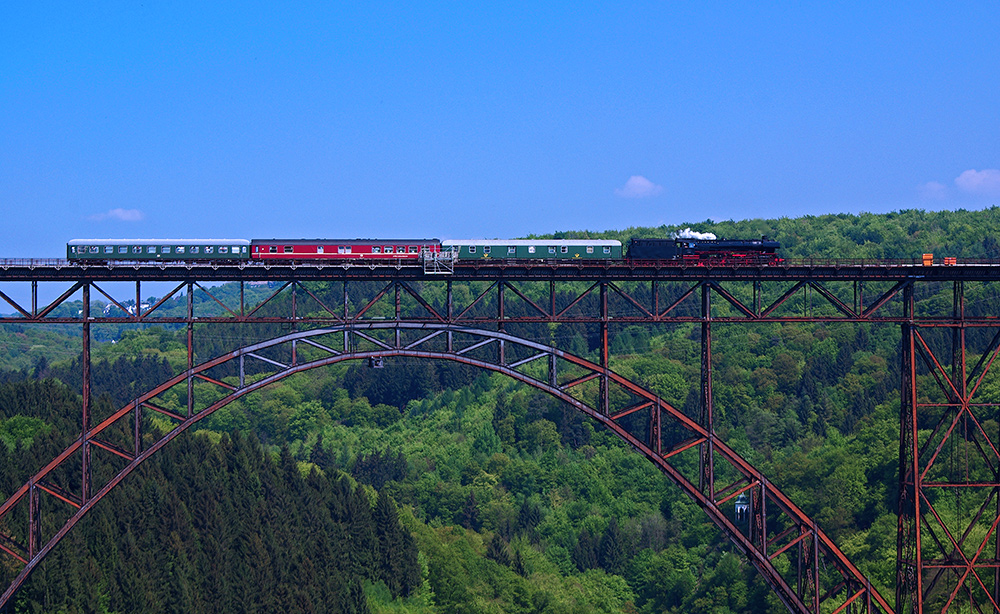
[89,208,144,222]
[918,181,948,201]
[955,169,1000,196]
[614,175,663,198]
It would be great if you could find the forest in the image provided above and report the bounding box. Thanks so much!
[1,206,1000,613]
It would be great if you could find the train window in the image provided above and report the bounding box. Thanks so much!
[268,246,276,253]
[206,247,214,254]
[133,246,141,254]
[147,246,156,254]
[372,246,380,253]
[241,247,247,253]
[162,246,171,254]
[586,246,594,254]
[469,246,477,253]
[508,246,516,255]
[548,246,556,254]
[483,246,491,254]
[338,245,350,254]
[191,246,200,254]
[384,246,393,253]
[603,246,611,254]
[104,246,113,253]
[528,246,536,253]
[284,246,293,253]
[219,246,228,254]
[408,246,418,253]
[317,246,325,253]
[177,246,185,254]
[560,246,568,254]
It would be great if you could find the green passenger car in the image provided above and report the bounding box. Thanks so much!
[441,240,622,260]
[67,239,251,261]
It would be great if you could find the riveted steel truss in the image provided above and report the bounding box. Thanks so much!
[0,324,894,613]
[897,282,1000,613]
[1,261,1000,612]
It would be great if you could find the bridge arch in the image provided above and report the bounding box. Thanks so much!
[0,324,894,613]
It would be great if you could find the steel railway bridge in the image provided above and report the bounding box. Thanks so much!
[2,257,1000,613]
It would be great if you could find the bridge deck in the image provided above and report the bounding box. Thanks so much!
[2,258,1000,281]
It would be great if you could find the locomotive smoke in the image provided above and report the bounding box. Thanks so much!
[671,228,718,241]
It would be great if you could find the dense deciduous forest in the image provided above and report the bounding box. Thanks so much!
[1,207,1000,612]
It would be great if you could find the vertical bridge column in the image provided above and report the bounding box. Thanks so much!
[81,283,91,503]
[897,282,919,614]
[187,282,194,417]
[600,281,609,414]
[700,283,714,498]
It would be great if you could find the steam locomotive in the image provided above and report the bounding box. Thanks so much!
[66,231,781,265]
[627,236,781,265]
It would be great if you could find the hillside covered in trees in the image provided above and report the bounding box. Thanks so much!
[1,207,999,613]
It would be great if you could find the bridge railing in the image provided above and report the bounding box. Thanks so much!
[780,257,1000,267]
[3,256,1000,269]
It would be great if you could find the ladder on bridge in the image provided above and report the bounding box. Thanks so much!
[421,249,457,274]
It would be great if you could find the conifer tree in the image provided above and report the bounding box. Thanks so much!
[599,517,628,575]
[459,491,481,531]
[573,527,599,571]
[486,534,512,567]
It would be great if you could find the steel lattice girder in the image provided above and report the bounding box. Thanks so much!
[898,281,1000,613]
[1,276,997,325]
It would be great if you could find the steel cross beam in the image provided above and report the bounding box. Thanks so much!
[0,324,895,613]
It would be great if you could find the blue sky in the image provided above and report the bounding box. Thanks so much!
[2,2,999,257]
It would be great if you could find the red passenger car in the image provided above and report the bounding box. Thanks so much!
[250,239,441,260]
